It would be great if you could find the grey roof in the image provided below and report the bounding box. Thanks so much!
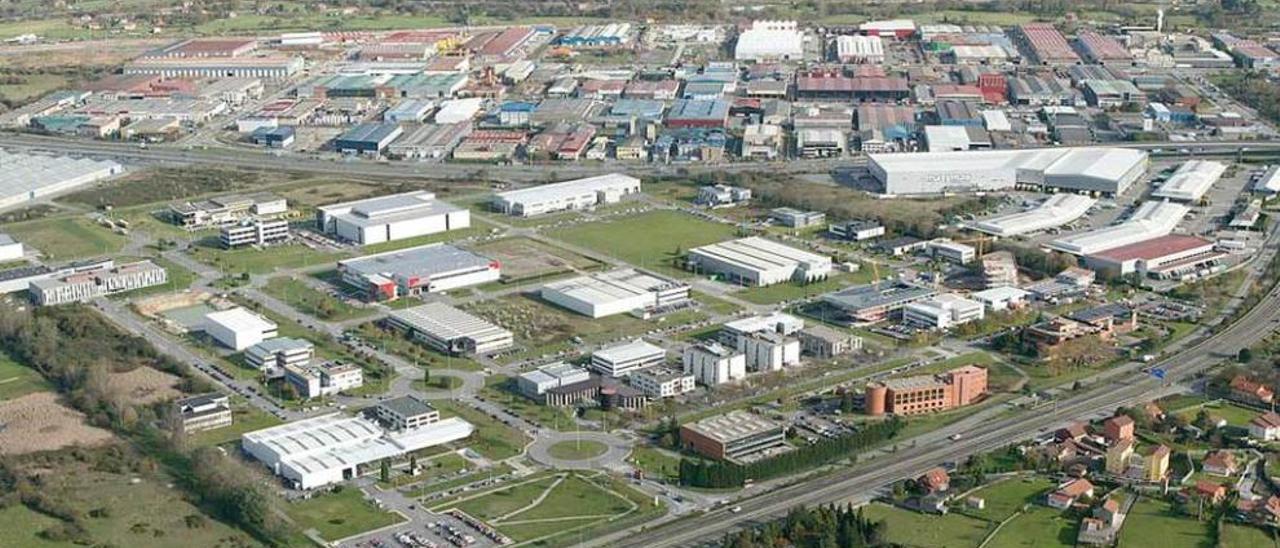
[340,243,493,278]
[337,122,401,144]
[0,149,123,204]
[823,281,936,311]
[321,190,464,228]
[378,395,436,418]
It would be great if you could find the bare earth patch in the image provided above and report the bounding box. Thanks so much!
[106,367,182,405]
[0,392,115,455]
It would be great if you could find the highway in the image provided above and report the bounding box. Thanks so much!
[589,230,1280,548]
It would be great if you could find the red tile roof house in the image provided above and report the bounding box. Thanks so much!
[1096,499,1122,527]
[1056,422,1088,443]
[918,467,951,493]
[1230,375,1275,406]
[1102,415,1134,444]
[1202,451,1239,477]
[1047,479,1094,509]
[1250,412,1280,441]
[1189,480,1227,505]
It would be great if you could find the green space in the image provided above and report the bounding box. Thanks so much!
[1221,523,1279,547]
[1174,401,1261,427]
[446,475,561,518]
[193,13,452,34]
[381,451,472,488]
[860,503,993,548]
[961,477,1055,522]
[0,504,63,548]
[547,440,609,461]
[185,404,283,447]
[547,210,738,278]
[189,241,341,275]
[463,294,658,360]
[0,349,52,400]
[471,236,602,282]
[354,322,485,372]
[0,73,68,104]
[0,18,101,40]
[115,256,198,298]
[360,220,492,255]
[262,276,373,322]
[2,217,126,260]
[914,9,1040,25]
[480,375,580,431]
[985,505,1076,548]
[433,400,529,461]
[631,445,682,482]
[285,488,403,542]
[59,167,292,210]
[414,375,463,391]
[410,463,516,499]
[692,291,742,315]
[735,271,873,305]
[1118,497,1213,548]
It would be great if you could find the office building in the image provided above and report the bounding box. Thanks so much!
[927,239,977,264]
[220,218,289,248]
[338,244,500,301]
[971,286,1031,311]
[682,342,747,386]
[374,396,440,431]
[770,208,827,228]
[590,339,667,377]
[29,259,166,306]
[822,280,938,323]
[245,337,315,374]
[828,220,885,242]
[203,307,278,351]
[169,193,287,229]
[687,237,832,287]
[316,190,469,246]
[629,367,696,398]
[902,294,986,330]
[695,184,752,207]
[385,302,513,355]
[798,325,862,358]
[540,269,690,318]
[492,174,641,217]
[284,361,363,399]
[865,365,987,416]
[680,411,787,462]
[175,393,232,434]
[517,362,591,399]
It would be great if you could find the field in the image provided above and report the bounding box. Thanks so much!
[0,504,64,547]
[471,237,602,282]
[985,506,1076,548]
[358,219,493,256]
[1118,497,1213,548]
[1221,523,1279,547]
[0,73,68,104]
[860,503,992,548]
[433,400,529,461]
[631,445,683,482]
[480,375,580,431]
[353,321,486,372]
[0,392,115,455]
[104,366,181,405]
[0,350,51,401]
[547,210,738,277]
[186,403,283,447]
[262,276,374,322]
[962,477,1054,522]
[189,240,340,275]
[735,270,874,304]
[2,217,126,260]
[58,167,295,209]
[1174,401,1260,427]
[286,488,404,542]
[547,440,609,460]
[464,294,660,360]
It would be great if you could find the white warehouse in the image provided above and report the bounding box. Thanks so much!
[0,150,124,210]
[241,412,474,490]
[967,194,1097,237]
[836,35,885,63]
[540,269,690,318]
[492,173,641,217]
[204,307,278,351]
[868,147,1148,196]
[316,190,470,245]
[687,237,833,287]
[386,302,514,355]
[735,21,804,62]
[1151,160,1227,202]
[1047,201,1190,255]
[902,294,985,330]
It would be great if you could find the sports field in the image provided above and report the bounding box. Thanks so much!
[547,210,738,277]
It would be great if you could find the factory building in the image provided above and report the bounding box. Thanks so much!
[822,280,938,323]
[338,244,500,301]
[967,194,1096,237]
[859,19,916,39]
[385,302,513,355]
[0,150,124,210]
[316,190,469,245]
[835,35,885,63]
[1048,201,1189,256]
[590,339,667,377]
[175,393,232,434]
[666,99,731,128]
[204,307,278,351]
[868,147,1147,195]
[517,362,591,399]
[540,269,690,318]
[492,173,641,217]
[865,365,987,416]
[735,20,804,62]
[386,123,471,160]
[1013,23,1080,65]
[241,412,474,490]
[680,411,787,462]
[686,237,833,287]
[1151,160,1227,202]
[169,193,287,229]
[333,122,403,156]
[0,234,22,262]
[902,294,986,330]
[683,342,747,386]
[124,55,303,78]
[769,207,826,228]
[29,260,167,306]
[828,220,886,241]
[1084,234,1225,279]
[1075,31,1131,65]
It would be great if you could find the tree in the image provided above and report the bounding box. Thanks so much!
[1238,348,1254,363]
[380,459,390,483]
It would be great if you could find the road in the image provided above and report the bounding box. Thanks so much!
[586,225,1280,548]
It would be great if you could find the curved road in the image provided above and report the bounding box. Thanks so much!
[526,431,632,470]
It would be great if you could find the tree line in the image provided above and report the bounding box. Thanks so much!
[679,418,902,488]
[721,503,890,548]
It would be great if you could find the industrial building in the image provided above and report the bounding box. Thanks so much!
[1013,23,1080,65]
[1047,201,1189,255]
[822,280,938,323]
[1084,234,1225,279]
[865,365,987,416]
[0,234,22,262]
[386,123,471,160]
[334,122,404,156]
[797,325,862,358]
[169,193,287,229]
[338,243,500,301]
[30,259,167,306]
[828,220,886,241]
[869,148,1148,195]
[927,239,977,264]
[628,367,696,399]
[204,307,278,351]
[769,208,826,228]
[175,393,233,434]
[695,184,752,207]
[517,362,591,399]
[720,313,804,372]
[220,218,290,248]
[590,339,667,377]
[972,286,1031,311]
[1255,165,1280,194]
[241,412,473,490]
[124,56,304,78]
[735,20,804,62]
[835,35,885,63]
[491,173,641,217]
[385,302,513,355]
[1151,160,1227,202]
[686,237,833,287]
[316,190,469,245]
[680,410,787,462]
[284,361,363,398]
[540,269,690,318]
[0,150,124,210]
[683,342,747,386]
[967,194,1096,236]
[245,337,315,374]
[902,294,986,330]
[374,396,440,432]
[665,99,731,128]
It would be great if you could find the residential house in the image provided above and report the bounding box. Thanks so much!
[919,467,950,493]
[1250,411,1280,441]
[1203,451,1238,477]
[1105,438,1134,475]
[1047,479,1094,509]
[1190,480,1227,505]
[1056,423,1088,443]
[1231,375,1275,406]
[1103,415,1134,444]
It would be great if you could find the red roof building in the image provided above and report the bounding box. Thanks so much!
[919,467,950,492]
[1084,234,1223,278]
[978,73,1008,104]
[1102,415,1135,444]
[1231,375,1275,406]
[1015,23,1080,65]
[1076,31,1132,64]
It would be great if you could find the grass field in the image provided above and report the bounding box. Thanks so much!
[358,220,493,256]
[414,375,463,391]
[547,440,609,460]
[186,403,282,447]
[631,445,682,483]
[860,503,992,548]
[286,488,403,542]
[0,73,69,104]
[985,506,1076,548]
[0,350,51,401]
[1175,401,1260,428]
[189,240,341,275]
[262,276,373,322]
[547,210,738,278]
[0,504,64,547]
[1118,497,1213,548]
[480,375,581,431]
[3,217,126,260]
[433,400,529,461]
[464,293,662,360]
[353,322,486,372]
[961,477,1054,522]
[735,270,873,304]
[471,237,602,281]
[1221,523,1279,547]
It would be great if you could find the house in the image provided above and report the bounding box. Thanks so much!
[918,467,950,493]
[1230,375,1275,406]
[1190,480,1227,505]
[1102,415,1134,444]
[1138,445,1171,482]
[1249,411,1280,441]
[1078,499,1124,546]
[1056,422,1088,442]
[1047,478,1094,509]
[1202,451,1238,477]
[1105,438,1134,475]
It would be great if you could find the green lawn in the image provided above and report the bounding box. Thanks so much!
[860,503,992,548]
[546,210,738,278]
[1175,401,1261,427]
[0,350,52,401]
[189,241,341,275]
[410,463,515,498]
[0,504,64,547]
[463,294,659,361]
[185,403,282,447]
[631,445,682,482]
[354,322,485,372]
[3,217,126,260]
[985,506,1076,548]
[446,475,561,518]
[433,400,529,461]
[286,488,403,542]
[1221,523,1279,547]
[961,477,1055,522]
[262,276,373,322]
[438,472,646,544]
[0,73,68,104]
[359,221,492,255]
[735,271,873,305]
[1118,497,1213,548]
[547,440,609,461]
[114,256,198,298]
[480,375,581,431]
[414,375,463,391]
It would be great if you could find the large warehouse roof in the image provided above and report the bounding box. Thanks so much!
[0,150,124,209]
[542,269,677,307]
[868,147,1147,195]
[494,173,640,205]
[968,194,1096,236]
[317,190,464,228]
[388,302,509,343]
[1151,160,1227,202]
[1089,234,1214,262]
[339,243,494,278]
[689,237,830,273]
[1046,201,1189,255]
[735,25,803,61]
[1042,148,1147,185]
